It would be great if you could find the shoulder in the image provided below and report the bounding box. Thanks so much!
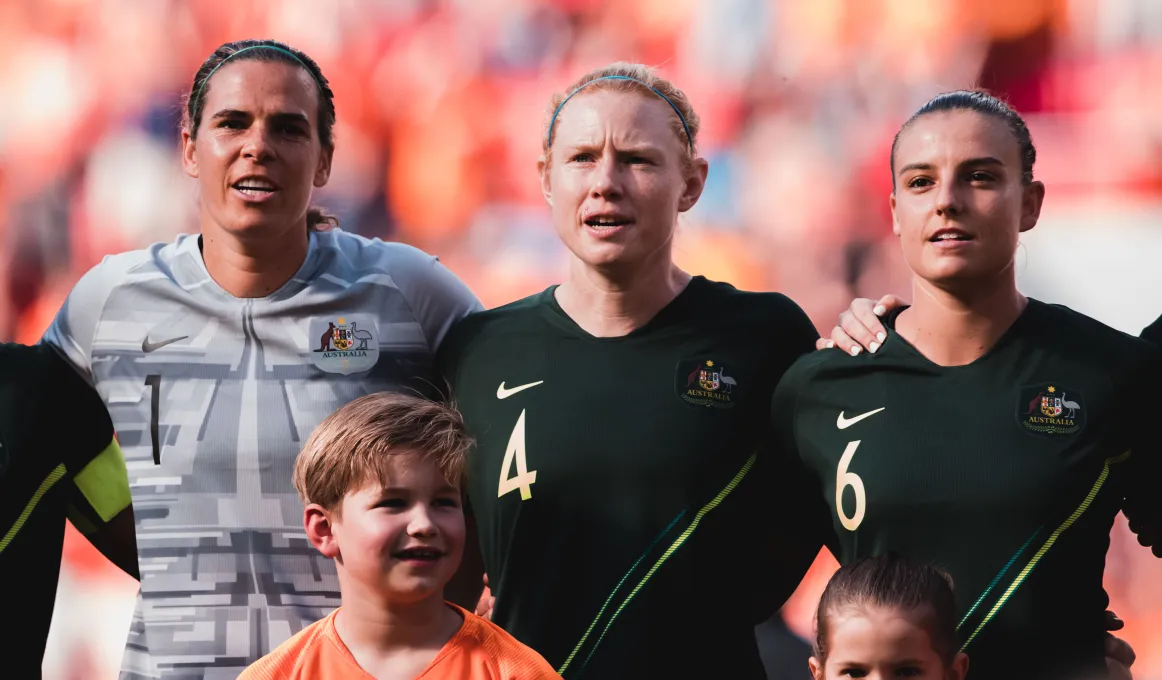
[688,280,819,358]
[1029,300,1158,364]
[1142,313,1162,346]
[238,612,335,680]
[771,345,845,413]
[437,291,546,365]
[694,279,812,325]
[450,291,545,337]
[0,342,54,372]
[71,239,179,296]
[453,608,559,678]
[314,229,449,282]
[780,346,843,387]
[0,343,79,389]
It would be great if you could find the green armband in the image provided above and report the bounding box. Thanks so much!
[73,438,132,522]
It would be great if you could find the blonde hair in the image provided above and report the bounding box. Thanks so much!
[293,392,473,513]
[542,62,701,168]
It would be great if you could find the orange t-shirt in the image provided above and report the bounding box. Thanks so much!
[239,604,560,680]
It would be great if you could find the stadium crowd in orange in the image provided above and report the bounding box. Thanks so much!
[1,0,1160,677]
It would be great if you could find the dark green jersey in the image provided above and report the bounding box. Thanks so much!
[1142,313,1162,346]
[773,300,1162,680]
[0,343,133,676]
[437,277,824,680]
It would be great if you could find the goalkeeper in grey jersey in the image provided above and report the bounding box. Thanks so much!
[41,39,481,679]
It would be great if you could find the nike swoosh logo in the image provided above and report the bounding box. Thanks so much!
[837,407,886,430]
[497,381,544,399]
[142,335,188,353]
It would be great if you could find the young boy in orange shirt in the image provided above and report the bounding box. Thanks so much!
[240,393,559,679]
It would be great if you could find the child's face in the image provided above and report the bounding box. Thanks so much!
[331,455,465,603]
[809,605,968,680]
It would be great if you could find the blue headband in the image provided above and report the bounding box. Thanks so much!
[546,75,694,152]
[193,45,319,118]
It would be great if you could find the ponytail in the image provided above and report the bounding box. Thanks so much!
[306,205,339,232]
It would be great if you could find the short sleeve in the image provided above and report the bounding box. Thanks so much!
[433,315,477,397]
[388,246,484,355]
[770,353,838,556]
[771,357,812,463]
[776,294,822,360]
[40,256,125,379]
[35,350,131,532]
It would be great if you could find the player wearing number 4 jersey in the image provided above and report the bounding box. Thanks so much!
[438,64,826,679]
[774,91,1162,680]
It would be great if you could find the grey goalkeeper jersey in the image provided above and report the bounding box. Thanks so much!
[42,230,482,679]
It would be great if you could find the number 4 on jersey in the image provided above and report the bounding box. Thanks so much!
[498,409,537,500]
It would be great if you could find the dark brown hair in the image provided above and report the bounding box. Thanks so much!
[815,553,959,665]
[293,393,473,514]
[183,39,339,231]
[891,89,1036,187]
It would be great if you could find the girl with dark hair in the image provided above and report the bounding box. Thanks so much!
[810,554,969,680]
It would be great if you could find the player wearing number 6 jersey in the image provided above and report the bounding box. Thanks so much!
[41,40,481,678]
[772,91,1162,680]
[437,64,827,679]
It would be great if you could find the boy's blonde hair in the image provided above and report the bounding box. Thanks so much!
[293,392,473,513]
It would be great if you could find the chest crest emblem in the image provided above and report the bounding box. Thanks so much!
[1018,383,1085,437]
[676,359,739,409]
[310,315,380,375]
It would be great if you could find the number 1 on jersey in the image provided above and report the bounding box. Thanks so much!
[498,409,537,500]
[145,374,162,465]
[836,440,866,531]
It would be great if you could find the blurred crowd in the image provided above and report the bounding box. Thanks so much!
[1,0,1160,678]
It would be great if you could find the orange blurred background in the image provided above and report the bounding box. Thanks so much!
[1,1,1159,677]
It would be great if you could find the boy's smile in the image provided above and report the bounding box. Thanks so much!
[329,455,466,604]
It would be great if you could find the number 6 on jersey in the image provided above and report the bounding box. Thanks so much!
[498,409,537,500]
[836,440,866,531]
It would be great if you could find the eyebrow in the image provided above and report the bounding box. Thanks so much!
[560,140,661,153]
[209,109,310,125]
[897,156,1005,176]
[380,486,461,495]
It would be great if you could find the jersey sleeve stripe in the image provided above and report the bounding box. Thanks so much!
[0,463,68,555]
[71,438,131,522]
[959,449,1132,653]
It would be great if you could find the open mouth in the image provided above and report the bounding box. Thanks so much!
[232,178,278,198]
[391,547,446,562]
[929,229,973,243]
[584,216,633,229]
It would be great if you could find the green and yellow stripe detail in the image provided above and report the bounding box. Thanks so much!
[0,463,68,556]
[959,450,1132,652]
[558,453,757,677]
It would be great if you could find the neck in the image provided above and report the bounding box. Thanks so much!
[897,267,1026,367]
[199,217,310,298]
[555,250,691,337]
[333,578,460,660]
